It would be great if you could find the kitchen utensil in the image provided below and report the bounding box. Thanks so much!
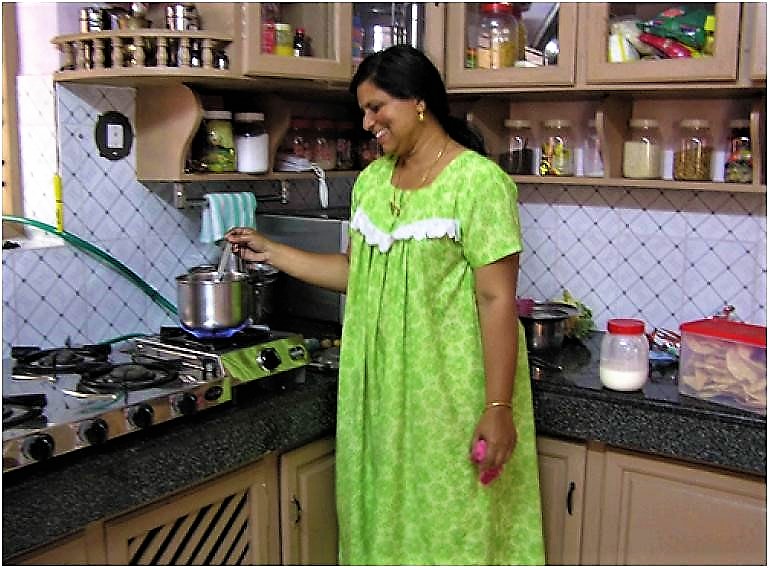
[243,261,279,323]
[215,242,232,282]
[176,264,250,332]
[519,303,578,355]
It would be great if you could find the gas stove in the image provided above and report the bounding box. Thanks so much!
[2,326,309,473]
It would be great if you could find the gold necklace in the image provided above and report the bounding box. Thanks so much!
[390,138,450,217]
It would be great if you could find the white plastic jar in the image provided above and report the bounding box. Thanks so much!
[233,112,269,173]
[600,318,649,391]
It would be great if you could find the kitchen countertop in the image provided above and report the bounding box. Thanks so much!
[3,332,766,560]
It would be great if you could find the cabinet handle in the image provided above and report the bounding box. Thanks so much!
[292,495,302,524]
[566,481,576,515]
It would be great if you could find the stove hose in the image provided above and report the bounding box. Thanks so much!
[2,215,177,316]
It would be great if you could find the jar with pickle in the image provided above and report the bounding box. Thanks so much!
[724,119,752,183]
[477,2,517,70]
[499,119,533,174]
[540,119,574,176]
[623,119,662,179]
[196,111,236,172]
[674,119,712,181]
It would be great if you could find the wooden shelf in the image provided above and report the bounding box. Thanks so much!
[144,170,359,183]
[512,175,766,193]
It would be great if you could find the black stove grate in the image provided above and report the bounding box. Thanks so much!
[11,345,111,375]
[77,361,180,394]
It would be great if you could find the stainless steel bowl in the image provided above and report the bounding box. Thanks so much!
[519,303,577,355]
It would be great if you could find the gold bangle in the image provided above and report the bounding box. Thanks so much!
[485,401,512,410]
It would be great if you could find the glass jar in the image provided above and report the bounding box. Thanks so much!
[356,136,381,169]
[540,119,574,176]
[623,118,662,179]
[499,119,533,174]
[233,112,269,174]
[724,119,752,183]
[477,2,516,69]
[674,119,712,181]
[336,121,355,170]
[274,23,293,56]
[311,119,337,170]
[283,118,312,160]
[200,110,236,172]
[583,119,605,177]
[600,318,649,391]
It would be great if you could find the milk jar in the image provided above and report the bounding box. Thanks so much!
[234,112,269,173]
[600,318,649,391]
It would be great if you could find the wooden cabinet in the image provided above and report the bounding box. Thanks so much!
[747,2,767,81]
[103,454,281,565]
[579,3,742,86]
[537,436,587,565]
[280,437,338,565]
[444,3,579,89]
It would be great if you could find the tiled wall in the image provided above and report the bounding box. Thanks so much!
[2,83,766,356]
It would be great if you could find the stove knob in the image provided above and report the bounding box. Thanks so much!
[22,434,54,462]
[258,347,281,371]
[129,404,154,429]
[174,393,198,416]
[79,418,109,445]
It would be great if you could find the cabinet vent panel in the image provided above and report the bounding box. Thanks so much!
[127,490,251,565]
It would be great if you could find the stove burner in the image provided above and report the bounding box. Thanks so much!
[180,319,251,340]
[158,325,273,353]
[2,394,47,428]
[78,362,179,394]
[11,345,111,375]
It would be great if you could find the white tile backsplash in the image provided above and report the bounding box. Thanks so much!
[2,81,767,357]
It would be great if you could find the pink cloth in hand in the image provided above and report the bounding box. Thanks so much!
[471,439,502,485]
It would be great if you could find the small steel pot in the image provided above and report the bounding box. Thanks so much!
[243,262,278,324]
[519,304,575,355]
[176,266,250,331]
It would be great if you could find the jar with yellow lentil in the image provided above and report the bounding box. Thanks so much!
[674,119,712,181]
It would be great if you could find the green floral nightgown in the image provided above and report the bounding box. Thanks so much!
[336,150,545,565]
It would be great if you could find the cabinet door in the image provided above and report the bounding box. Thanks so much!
[749,2,767,81]
[280,437,338,565]
[581,3,741,85]
[445,3,578,89]
[536,436,587,566]
[104,455,280,565]
[596,448,767,565]
[239,3,352,82]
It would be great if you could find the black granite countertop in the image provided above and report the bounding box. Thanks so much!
[3,332,766,561]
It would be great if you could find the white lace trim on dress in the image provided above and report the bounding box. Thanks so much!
[351,209,460,253]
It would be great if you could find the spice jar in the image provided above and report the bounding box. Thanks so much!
[583,119,605,177]
[623,119,662,179]
[274,23,293,56]
[539,119,574,176]
[674,119,712,181]
[600,318,649,391]
[200,111,236,172]
[499,119,533,174]
[477,2,517,69]
[311,119,337,170]
[724,119,753,183]
[233,112,269,174]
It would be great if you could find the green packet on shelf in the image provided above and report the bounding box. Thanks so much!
[636,6,712,50]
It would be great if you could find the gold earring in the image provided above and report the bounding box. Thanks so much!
[417,109,425,122]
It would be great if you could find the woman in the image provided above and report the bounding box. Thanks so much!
[227,45,544,565]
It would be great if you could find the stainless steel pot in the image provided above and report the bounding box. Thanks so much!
[519,303,578,355]
[243,261,279,324]
[176,266,250,331]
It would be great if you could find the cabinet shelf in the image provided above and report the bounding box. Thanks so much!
[511,175,766,193]
[149,170,359,183]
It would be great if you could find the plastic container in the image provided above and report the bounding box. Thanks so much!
[477,3,516,69]
[200,110,236,172]
[311,119,337,170]
[679,319,766,415]
[600,318,649,391]
[583,119,604,177]
[233,112,269,174]
[623,119,662,179]
[274,23,293,56]
[539,119,574,176]
[724,119,753,183]
[674,119,712,181]
[499,119,533,174]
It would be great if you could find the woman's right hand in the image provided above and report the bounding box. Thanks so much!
[225,227,272,264]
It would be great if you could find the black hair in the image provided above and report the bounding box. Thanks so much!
[349,45,487,155]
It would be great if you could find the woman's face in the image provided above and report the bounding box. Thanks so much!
[356,79,420,157]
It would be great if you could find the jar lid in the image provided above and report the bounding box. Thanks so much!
[481,2,513,14]
[729,118,750,129]
[203,110,232,120]
[607,318,646,335]
[543,119,572,128]
[504,119,531,129]
[679,118,710,129]
[680,318,766,348]
[629,118,659,128]
[274,22,292,30]
[233,112,265,122]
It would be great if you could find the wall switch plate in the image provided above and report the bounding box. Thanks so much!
[106,124,124,149]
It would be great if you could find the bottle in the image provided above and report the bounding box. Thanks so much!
[600,318,649,391]
[311,119,337,170]
[335,121,355,170]
[477,3,516,69]
[540,119,574,176]
[499,119,533,174]
[274,23,293,56]
[623,119,661,179]
[724,119,752,183]
[674,119,712,181]
[233,112,269,174]
[293,27,307,56]
[199,111,236,172]
[583,119,605,177]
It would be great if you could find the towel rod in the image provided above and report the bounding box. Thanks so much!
[173,181,290,209]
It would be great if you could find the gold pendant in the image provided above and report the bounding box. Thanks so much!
[390,197,401,217]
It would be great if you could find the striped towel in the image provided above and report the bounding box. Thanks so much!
[199,192,257,243]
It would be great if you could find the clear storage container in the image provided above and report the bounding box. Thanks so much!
[540,119,574,176]
[674,119,712,181]
[199,110,236,172]
[312,119,337,170]
[233,112,269,174]
[499,119,534,175]
[623,119,662,179]
[600,318,649,391]
[583,119,605,178]
[724,119,753,183]
[476,2,517,69]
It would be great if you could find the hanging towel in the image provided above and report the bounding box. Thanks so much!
[199,192,258,243]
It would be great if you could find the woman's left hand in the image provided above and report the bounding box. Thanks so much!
[471,407,517,473]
